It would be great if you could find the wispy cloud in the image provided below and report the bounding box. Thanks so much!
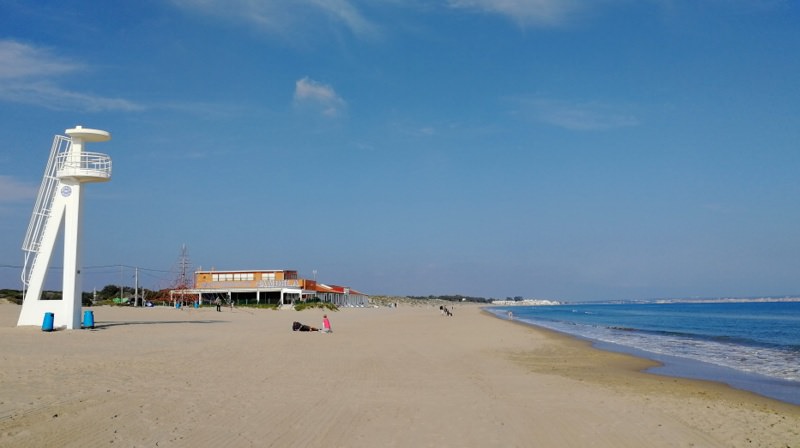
[0,40,81,80]
[514,97,639,130]
[0,39,143,111]
[311,0,378,35]
[172,0,788,35]
[0,175,37,203]
[447,0,587,26]
[170,0,378,38]
[1,80,143,112]
[294,77,347,117]
[703,0,788,13]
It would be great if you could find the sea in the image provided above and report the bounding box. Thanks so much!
[486,301,800,405]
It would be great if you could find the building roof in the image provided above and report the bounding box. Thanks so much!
[195,269,295,274]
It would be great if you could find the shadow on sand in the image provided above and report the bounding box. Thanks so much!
[89,319,227,330]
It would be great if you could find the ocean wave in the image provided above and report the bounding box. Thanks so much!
[603,326,787,351]
[507,315,800,383]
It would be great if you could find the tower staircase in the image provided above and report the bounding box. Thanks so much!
[20,135,71,289]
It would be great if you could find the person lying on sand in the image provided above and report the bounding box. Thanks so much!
[292,321,319,332]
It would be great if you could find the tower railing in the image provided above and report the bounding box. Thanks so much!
[55,151,112,180]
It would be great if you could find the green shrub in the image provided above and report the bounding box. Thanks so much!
[0,289,23,305]
[294,302,338,312]
[238,303,280,310]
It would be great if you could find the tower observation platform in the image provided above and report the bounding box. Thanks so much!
[56,126,112,181]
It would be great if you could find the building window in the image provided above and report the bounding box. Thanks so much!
[210,272,255,282]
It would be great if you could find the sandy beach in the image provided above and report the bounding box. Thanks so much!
[0,302,797,447]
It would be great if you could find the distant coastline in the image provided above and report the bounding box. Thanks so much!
[489,299,561,306]
[577,296,800,305]
[487,296,800,307]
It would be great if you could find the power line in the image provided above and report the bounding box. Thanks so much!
[2,263,173,273]
[2,263,178,291]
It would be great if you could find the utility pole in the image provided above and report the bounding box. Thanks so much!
[179,244,190,289]
[177,244,192,306]
[134,267,139,306]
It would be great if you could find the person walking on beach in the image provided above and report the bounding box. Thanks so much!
[215,297,222,312]
[322,315,332,333]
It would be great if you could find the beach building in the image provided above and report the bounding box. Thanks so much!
[169,269,369,307]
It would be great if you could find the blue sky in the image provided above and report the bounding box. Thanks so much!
[1,0,798,301]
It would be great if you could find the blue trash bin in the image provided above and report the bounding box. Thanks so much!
[42,312,54,332]
[194,301,199,309]
[83,310,94,329]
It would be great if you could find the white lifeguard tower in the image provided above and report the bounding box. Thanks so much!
[17,126,112,329]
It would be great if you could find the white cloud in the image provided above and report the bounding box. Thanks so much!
[518,97,639,130]
[0,40,81,80]
[294,77,347,117]
[0,175,37,203]
[171,0,377,37]
[310,0,377,35]
[447,0,586,26]
[0,80,143,112]
[703,0,788,13]
[0,39,143,112]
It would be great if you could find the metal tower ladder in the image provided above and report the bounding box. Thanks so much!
[20,135,71,288]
